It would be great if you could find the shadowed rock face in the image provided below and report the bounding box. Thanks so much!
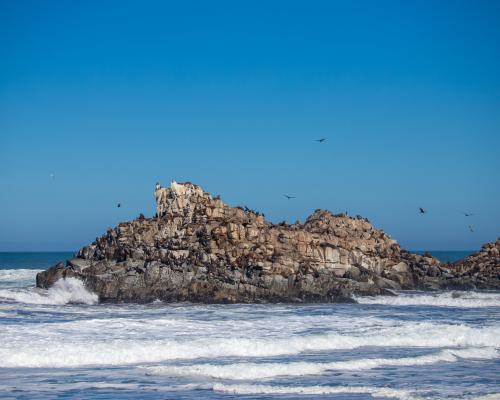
[36,182,498,303]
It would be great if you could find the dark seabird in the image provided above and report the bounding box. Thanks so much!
[468,225,474,232]
[315,138,326,143]
[463,212,474,217]
[117,203,121,208]
[419,208,427,214]
[283,195,296,199]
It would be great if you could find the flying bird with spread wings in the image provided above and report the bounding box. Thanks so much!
[283,195,296,199]
[315,138,326,143]
[419,208,427,214]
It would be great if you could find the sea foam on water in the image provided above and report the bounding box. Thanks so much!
[356,291,500,308]
[0,266,498,399]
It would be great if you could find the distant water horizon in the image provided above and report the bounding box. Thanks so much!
[0,250,475,270]
[0,252,75,269]
[413,250,474,263]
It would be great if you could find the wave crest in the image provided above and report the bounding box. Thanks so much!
[212,383,416,399]
[1,322,498,368]
[145,347,498,380]
[356,291,500,308]
[0,278,98,305]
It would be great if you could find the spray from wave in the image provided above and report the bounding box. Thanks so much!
[0,278,98,305]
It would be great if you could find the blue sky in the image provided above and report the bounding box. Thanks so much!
[0,0,499,251]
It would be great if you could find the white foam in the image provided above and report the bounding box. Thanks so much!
[0,380,209,394]
[145,347,498,380]
[1,321,499,368]
[37,382,141,390]
[471,395,500,400]
[212,383,417,399]
[356,291,500,308]
[0,268,43,287]
[0,278,98,305]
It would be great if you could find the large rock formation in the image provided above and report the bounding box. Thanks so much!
[450,239,500,289]
[37,181,499,303]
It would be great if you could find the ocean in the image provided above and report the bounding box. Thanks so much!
[0,252,498,400]
[414,251,474,264]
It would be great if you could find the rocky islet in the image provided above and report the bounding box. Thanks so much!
[37,181,500,302]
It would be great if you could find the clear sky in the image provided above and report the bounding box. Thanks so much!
[1,0,499,251]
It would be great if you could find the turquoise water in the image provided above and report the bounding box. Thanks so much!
[0,252,498,400]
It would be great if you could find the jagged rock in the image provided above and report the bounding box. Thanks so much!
[36,181,499,303]
[450,239,500,289]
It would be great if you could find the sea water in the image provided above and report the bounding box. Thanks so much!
[0,252,499,400]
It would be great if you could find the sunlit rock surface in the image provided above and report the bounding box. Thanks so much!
[37,182,499,302]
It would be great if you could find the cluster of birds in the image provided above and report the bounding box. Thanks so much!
[419,208,475,232]
[49,137,477,233]
[284,138,476,233]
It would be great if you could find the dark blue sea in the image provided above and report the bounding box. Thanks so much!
[414,251,474,263]
[0,252,499,400]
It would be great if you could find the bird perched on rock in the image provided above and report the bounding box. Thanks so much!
[419,208,427,214]
[315,138,326,143]
[283,194,296,199]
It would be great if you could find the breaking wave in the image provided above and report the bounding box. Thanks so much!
[144,347,498,380]
[1,321,498,368]
[0,278,98,305]
[212,383,417,399]
[356,291,500,308]
[0,268,43,288]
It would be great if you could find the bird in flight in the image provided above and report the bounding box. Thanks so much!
[117,203,121,208]
[463,212,474,217]
[315,138,326,143]
[419,207,427,214]
[468,225,474,232]
[283,195,296,199]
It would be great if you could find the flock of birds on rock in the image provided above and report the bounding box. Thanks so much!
[48,136,477,233]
